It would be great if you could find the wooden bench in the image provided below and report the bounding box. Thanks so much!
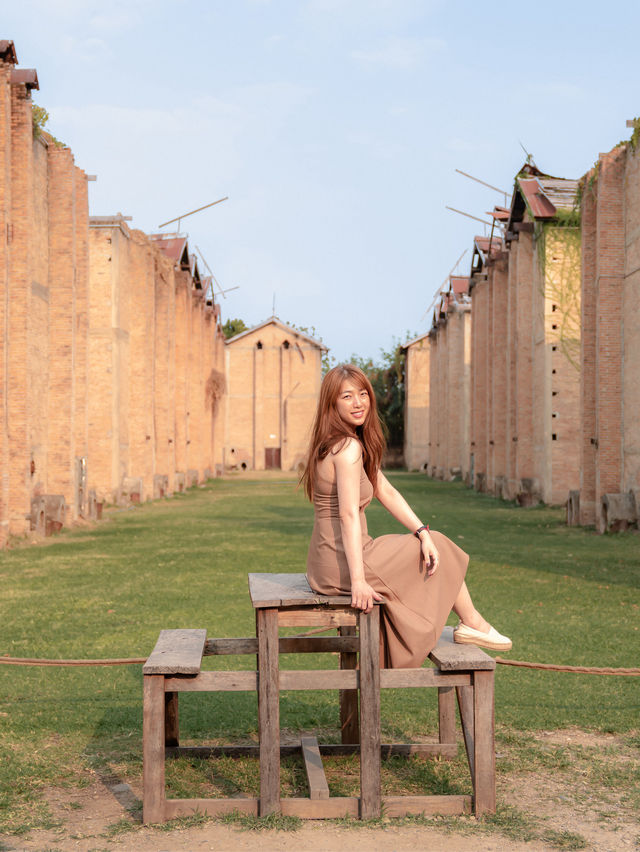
[142,572,496,823]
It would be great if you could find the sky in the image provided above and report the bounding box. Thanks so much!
[4,1,640,362]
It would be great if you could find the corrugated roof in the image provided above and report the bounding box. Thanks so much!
[0,41,18,64]
[149,234,189,267]
[450,276,469,295]
[11,68,39,90]
[512,175,578,222]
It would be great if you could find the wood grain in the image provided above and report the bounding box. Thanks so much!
[143,629,206,675]
[301,736,330,800]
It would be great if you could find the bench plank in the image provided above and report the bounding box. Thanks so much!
[429,626,496,671]
[143,629,207,675]
[249,572,351,608]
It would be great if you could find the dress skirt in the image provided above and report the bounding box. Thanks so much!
[306,467,468,669]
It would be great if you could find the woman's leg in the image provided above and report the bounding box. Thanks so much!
[452,581,491,632]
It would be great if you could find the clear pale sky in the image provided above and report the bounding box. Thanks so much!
[4,1,639,362]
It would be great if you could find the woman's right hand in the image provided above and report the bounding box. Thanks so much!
[350,578,384,613]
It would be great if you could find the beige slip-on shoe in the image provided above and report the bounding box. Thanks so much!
[453,623,512,651]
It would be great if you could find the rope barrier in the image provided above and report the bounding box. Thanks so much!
[495,658,640,676]
[1,653,639,674]
[0,656,146,667]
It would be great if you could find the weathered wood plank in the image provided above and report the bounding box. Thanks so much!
[359,607,381,820]
[456,684,475,781]
[164,692,179,747]
[339,625,359,745]
[166,742,458,760]
[429,626,495,671]
[164,671,257,691]
[248,572,351,608]
[383,795,472,816]
[301,736,330,800]
[164,797,258,818]
[204,636,360,656]
[280,797,359,818]
[380,669,470,688]
[472,670,496,815]
[143,629,206,675]
[438,686,456,745]
[258,608,280,816]
[278,608,357,627]
[142,675,165,823]
[280,670,357,690]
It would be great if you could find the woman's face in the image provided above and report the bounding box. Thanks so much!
[335,379,370,429]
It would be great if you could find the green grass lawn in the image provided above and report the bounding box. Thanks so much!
[0,473,638,838]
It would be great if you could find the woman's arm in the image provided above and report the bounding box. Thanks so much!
[334,439,384,612]
[374,471,440,574]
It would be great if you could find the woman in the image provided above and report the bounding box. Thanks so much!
[302,364,511,669]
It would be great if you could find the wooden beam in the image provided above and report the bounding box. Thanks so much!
[301,736,330,800]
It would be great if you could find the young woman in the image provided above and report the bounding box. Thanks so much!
[302,364,511,669]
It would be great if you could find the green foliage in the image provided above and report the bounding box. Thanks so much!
[221,317,248,339]
[31,103,65,148]
[348,333,415,448]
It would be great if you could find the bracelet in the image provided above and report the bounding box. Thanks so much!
[414,524,430,538]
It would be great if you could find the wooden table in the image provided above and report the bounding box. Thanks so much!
[142,572,496,823]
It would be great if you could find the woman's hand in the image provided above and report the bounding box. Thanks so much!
[350,578,384,613]
[419,533,440,576]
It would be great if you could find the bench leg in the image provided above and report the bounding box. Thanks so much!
[165,692,179,747]
[472,670,496,815]
[339,625,359,744]
[456,683,475,781]
[358,607,381,819]
[257,608,281,815]
[143,675,165,823]
[438,686,456,745]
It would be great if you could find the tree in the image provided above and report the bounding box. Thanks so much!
[222,318,248,339]
[348,333,415,449]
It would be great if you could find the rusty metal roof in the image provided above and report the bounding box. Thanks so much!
[149,234,190,268]
[11,68,39,90]
[511,175,578,223]
[450,276,469,295]
[0,41,17,64]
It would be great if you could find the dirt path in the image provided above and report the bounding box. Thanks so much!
[2,729,638,852]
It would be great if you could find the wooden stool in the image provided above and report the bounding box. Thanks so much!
[142,572,496,823]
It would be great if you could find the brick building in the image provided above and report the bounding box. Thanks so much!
[470,166,581,505]
[0,41,91,544]
[574,138,640,531]
[426,276,471,482]
[87,223,226,504]
[224,318,325,471]
[0,41,228,545]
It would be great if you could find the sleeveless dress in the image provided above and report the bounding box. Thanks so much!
[306,464,469,668]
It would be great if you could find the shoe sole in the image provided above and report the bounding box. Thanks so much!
[454,633,512,652]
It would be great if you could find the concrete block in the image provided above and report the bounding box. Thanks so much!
[566,490,580,526]
[599,492,637,534]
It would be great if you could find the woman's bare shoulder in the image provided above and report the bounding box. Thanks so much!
[331,437,362,464]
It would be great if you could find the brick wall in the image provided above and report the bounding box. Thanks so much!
[622,146,640,494]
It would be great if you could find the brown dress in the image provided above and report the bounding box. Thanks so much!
[306,464,468,669]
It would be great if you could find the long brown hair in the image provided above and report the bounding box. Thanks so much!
[301,364,385,499]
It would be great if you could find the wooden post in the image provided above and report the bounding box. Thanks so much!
[164,692,179,747]
[358,607,381,819]
[143,675,165,823]
[456,683,475,782]
[438,686,456,744]
[339,625,359,744]
[257,608,281,815]
[472,670,496,815]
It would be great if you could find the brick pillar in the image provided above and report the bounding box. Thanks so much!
[74,167,89,514]
[47,146,77,511]
[472,279,488,490]
[128,233,154,497]
[174,276,188,476]
[154,261,171,489]
[428,331,438,476]
[515,231,535,487]
[622,146,640,492]
[0,62,13,543]
[594,148,625,527]
[490,259,508,494]
[8,80,34,533]
[505,242,517,497]
[192,291,205,478]
[579,176,597,524]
